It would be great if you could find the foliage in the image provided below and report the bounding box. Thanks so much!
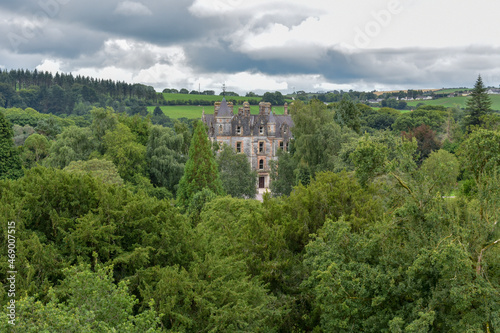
[402,124,441,164]
[21,133,51,167]
[270,148,297,196]
[0,111,23,180]
[334,95,361,133]
[64,158,124,185]
[146,125,186,194]
[216,144,257,198]
[457,129,500,182]
[464,75,492,129]
[46,126,99,168]
[392,108,446,133]
[177,121,224,208]
[0,263,162,332]
[350,136,388,187]
[103,123,147,182]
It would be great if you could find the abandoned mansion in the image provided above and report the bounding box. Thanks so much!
[202,98,294,189]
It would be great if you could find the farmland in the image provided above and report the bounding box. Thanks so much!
[406,94,500,110]
[161,93,262,104]
[148,105,286,119]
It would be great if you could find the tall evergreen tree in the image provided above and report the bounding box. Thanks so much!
[0,111,23,179]
[177,121,224,208]
[464,75,492,129]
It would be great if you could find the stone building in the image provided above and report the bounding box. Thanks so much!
[202,98,293,189]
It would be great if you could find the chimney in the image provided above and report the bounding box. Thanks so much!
[284,102,288,115]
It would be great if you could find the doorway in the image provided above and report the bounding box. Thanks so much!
[259,176,265,189]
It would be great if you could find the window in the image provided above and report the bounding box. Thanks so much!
[279,141,284,150]
[283,126,287,134]
[219,125,222,134]
[259,126,264,134]
[259,141,264,153]
[236,142,242,153]
[259,159,264,169]
[237,126,241,135]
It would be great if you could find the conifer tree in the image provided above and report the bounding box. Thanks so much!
[334,95,361,134]
[0,111,23,180]
[177,121,224,208]
[464,74,492,129]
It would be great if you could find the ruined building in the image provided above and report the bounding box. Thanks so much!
[202,98,293,189]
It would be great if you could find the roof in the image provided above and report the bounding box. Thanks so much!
[217,98,233,117]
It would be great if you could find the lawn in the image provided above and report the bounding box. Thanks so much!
[148,105,286,119]
[406,94,500,110]
[434,88,470,94]
[161,93,262,104]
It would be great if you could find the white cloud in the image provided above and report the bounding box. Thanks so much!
[114,1,152,16]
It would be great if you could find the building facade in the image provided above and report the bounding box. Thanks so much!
[202,98,293,189]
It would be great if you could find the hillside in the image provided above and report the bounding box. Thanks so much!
[406,94,500,110]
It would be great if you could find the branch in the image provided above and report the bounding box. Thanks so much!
[477,239,500,275]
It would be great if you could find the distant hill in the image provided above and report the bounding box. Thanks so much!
[373,89,439,96]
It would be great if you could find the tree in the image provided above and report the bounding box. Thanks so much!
[216,144,257,198]
[402,124,441,164]
[334,95,361,133]
[46,126,98,169]
[270,148,297,197]
[464,75,492,129]
[0,263,162,332]
[457,129,500,182]
[0,111,23,180]
[22,133,50,167]
[64,159,124,185]
[177,121,224,208]
[103,123,146,182]
[147,125,186,194]
[350,136,388,187]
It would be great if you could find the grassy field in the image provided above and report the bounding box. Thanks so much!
[148,105,286,119]
[161,93,262,104]
[406,94,500,110]
[434,88,470,94]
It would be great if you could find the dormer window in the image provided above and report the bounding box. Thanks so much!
[237,126,241,135]
[259,126,264,134]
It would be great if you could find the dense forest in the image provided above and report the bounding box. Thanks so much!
[0,74,499,332]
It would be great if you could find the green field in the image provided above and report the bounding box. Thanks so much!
[148,105,286,119]
[433,88,470,94]
[406,94,500,110]
[161,93,262,104]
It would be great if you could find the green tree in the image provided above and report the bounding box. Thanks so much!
[22,133,50,167]
[270,148,297,196]
[64,159,124,185]
[216,144,256,198]
[46,126,98,168]
[350,136,388,187]
[103,123,147,182]
[334,95,361,133]
[0,111,23,180]
[464,75,492,129]
[457,129,500,182]
[147,125,186,194]
[177,121,224,208]
[0,263,162,332]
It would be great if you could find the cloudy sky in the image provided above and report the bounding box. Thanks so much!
[1,0,500,94]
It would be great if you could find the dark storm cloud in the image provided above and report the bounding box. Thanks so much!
[0,0,214,56]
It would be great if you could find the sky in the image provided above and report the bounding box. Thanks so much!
[1,0,500,95]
